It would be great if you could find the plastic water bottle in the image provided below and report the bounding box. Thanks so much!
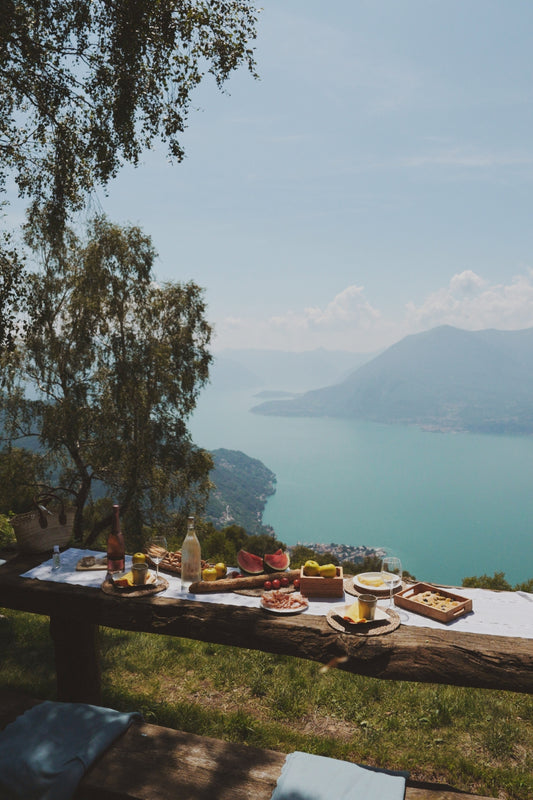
[52,545,61,570]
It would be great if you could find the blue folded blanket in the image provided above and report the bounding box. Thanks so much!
[270,751,407,800]
[0,700,140,800]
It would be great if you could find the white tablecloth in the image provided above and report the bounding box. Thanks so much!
[21,548,533,640]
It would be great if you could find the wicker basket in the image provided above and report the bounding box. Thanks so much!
[11,500,75,554]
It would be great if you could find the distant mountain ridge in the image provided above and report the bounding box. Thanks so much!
[210,348,374,393]
[252,326,533,434]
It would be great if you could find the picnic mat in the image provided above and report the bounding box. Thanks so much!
[20,548,533,639]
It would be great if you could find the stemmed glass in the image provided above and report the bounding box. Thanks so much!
[148,535,167,581]
[381,556,402,608]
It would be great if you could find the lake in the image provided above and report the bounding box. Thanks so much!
[190,387,533,587]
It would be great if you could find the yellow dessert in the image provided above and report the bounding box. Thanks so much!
[342,601,366,624]
[114,569,153,588]
[359,576,385,587]
[114,571,135,587]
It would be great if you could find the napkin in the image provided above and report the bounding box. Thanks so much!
[270,751,407,800]
[0,700,140,800]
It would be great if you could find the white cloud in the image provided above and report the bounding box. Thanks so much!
[214,270,533,353]
[406,269,533,331]
[448,270,486,296]
[288,285,380,329]
[215,285,392,352]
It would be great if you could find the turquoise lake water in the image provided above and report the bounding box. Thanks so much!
[189,388,533,587]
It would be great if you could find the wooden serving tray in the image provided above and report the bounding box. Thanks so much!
[394,582,472,623]
[299,566,344,598]
[76,555,108,571]
[101,575,168,597]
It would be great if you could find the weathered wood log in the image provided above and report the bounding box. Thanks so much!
[0,551,532,697]
[188,569,300,593]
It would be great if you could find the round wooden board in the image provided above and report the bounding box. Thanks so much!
[344,577,405,598]
[101,576,169,597]
[326,606,400,636]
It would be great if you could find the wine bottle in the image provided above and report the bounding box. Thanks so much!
[181,516,201,591]
[107,504,125,573]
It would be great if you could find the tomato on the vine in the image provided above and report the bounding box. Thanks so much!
[272,579,281,589]
[280,577,290,588]
[264,580,272,590]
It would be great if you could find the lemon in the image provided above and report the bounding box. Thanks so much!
[202,567,218,582]
[319,563,336,578]
[132,552,146,564]
[215,562,227,578]
[303,560,320,576]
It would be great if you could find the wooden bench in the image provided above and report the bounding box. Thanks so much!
[0,689,492,800]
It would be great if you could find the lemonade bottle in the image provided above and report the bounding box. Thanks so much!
[181,516,201,591]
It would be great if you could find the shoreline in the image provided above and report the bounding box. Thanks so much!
[287,542,386,563]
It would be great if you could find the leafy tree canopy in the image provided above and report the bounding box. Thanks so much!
[0,446,49,515]
[0,215,213,549]
[0,0,258,244]
[0,229,26,352]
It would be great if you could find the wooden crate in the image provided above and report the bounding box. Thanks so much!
[299,566,344,598]
[394,582,472,624]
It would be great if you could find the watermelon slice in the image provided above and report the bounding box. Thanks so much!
[263,551,290,573]
[236,549,264,575]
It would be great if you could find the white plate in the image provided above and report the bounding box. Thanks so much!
[260,596,309,614]
[353,571,401,593]
[334,604,389,626]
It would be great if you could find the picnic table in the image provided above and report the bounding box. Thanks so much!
[0,548,532,705]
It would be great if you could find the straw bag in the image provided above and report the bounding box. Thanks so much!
[11,492,75,554]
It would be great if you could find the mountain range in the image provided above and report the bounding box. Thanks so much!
[209,348,374,394]
[251,326,533,434]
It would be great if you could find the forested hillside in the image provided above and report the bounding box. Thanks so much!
[205,449,276,535]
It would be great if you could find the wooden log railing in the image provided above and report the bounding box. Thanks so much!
[0,550,532,705]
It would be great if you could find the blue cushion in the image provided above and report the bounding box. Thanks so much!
[0,700,140,800]
[270,751,407,800]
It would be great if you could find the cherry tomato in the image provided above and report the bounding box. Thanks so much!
[272,579,281,589]
[264,580,272,590]
[280,577,290,588]
[293,578,300,590]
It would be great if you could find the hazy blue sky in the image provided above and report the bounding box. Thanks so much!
[97,1,533,353]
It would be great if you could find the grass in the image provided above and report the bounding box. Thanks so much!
[1,609,532,799]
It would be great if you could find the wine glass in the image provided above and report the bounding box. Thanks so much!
[381,556,402,608]
[148,535,167,580]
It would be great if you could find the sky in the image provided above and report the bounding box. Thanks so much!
[66,2,533,353]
